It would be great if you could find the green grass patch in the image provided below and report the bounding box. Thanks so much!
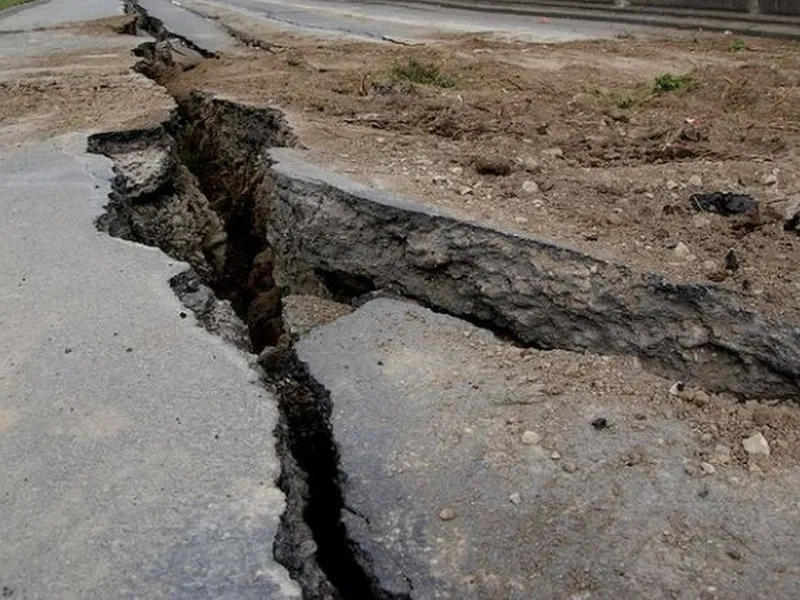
[729,39,747,52]
[584,85,639,109]
[0,0,33,11]
[654,73,691,93]
[391,59,455,88]
[615,94,636,109]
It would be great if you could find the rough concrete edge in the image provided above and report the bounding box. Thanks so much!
[268,148,800,399]
[268,148,610,264]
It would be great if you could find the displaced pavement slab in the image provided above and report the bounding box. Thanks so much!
[0,135,299,599]
[296,298,800,599]
[0,0,121,31]
[137,0,236,54]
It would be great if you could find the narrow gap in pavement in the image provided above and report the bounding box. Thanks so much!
[89,5,411,599]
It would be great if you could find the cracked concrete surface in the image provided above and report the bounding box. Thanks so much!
[0,3,298,598]
[0,135,299,600]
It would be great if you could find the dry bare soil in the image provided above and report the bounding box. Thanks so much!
[163,22,800,327]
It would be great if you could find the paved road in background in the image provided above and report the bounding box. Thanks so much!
[168,0,678,44]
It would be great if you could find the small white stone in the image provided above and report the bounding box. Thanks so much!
[519,157,542,174]
[449,166,464,176]
[688,174,703,187]
[521,430,541,445]
[509,493,521,505]
[522,180,539,194]
[762,172,778,186]
[458,186,473,196]
[669,381,684,396]
[666,179,679,190]
[438,507,456,521]
[700,461,716,475]
[514,216,529,224]
[673,242,694,261]
[742,432,770,457]
[551,451,561,460]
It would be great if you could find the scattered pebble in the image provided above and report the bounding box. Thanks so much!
[742,432,770,457]
[521,430,541,445]
[438,507,456,521]
[458,186,473,196]
[591,417,609,430]
[522,180,539,194]
[690,192,758,216]
[509,493,521,505]
[562,461,578,473]
[693,390,710,407]
[762,172,778,186]
[449,166,464,176]
[514,216,529,224]
[684,463,698,476]
[691,213,711,228]
[519,156,542,174]
[666,179,679,190]
[542,147,564,159]
[700,461,717,475]
[688,174,703,187]
[473,155,512,176]
[551,451,561,460]
[669,381,685,396]
[673,242,694,261]
[712,444,732,465]
[724,249,740,271]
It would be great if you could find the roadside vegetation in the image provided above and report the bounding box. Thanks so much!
[391,58,455,88]
[0,0,32,11]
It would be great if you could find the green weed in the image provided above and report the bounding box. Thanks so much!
[391,59,455,88]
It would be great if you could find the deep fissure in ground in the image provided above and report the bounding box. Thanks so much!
[88,95,395,600]
[90,6,800,598]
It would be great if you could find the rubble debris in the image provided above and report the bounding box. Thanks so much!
[742,432,771,457]
[690,192,759,216]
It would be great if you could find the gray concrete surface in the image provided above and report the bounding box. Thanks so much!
[138,0,236,53]
[352,0,800,38]
[0,3,298,595]
[0,0,120,31]
[186,0,676,41]
[0,135,299,600]
[296,298,800,599]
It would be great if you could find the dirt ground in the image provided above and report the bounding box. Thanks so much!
[157,5,800,327]
[0,17,172,145]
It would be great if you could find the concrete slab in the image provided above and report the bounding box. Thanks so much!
[0,135,299,599]
[296,298,800,599]
[138,0,236,53]
[0,135,299,600]
[0,0,121,31]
